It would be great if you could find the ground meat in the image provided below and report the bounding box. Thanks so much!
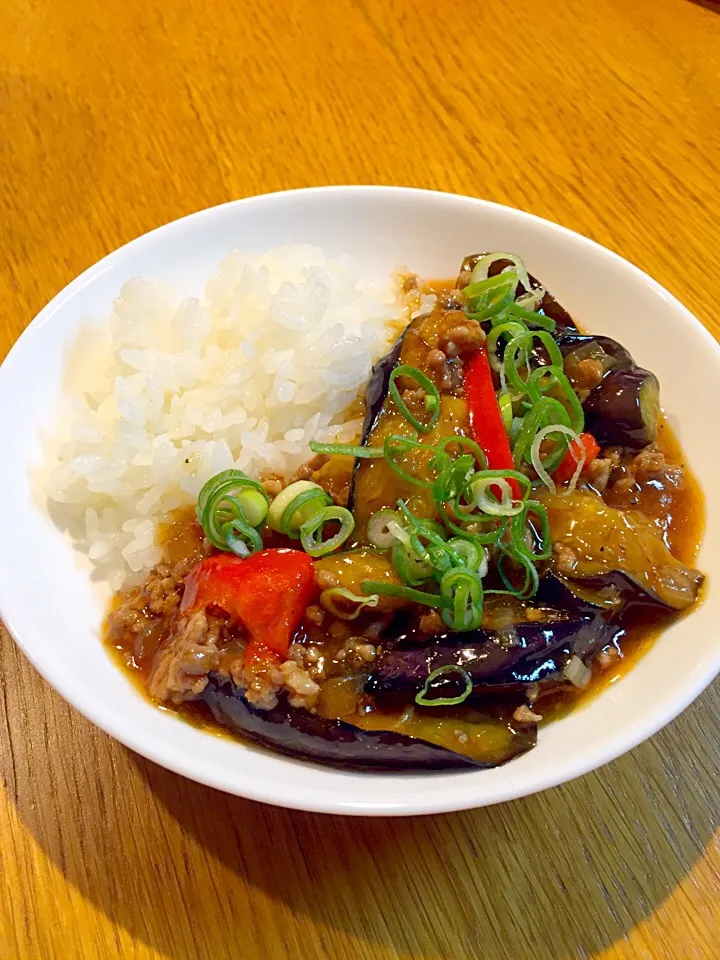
[583,457,613,494]
[147,573,183,616]
[419,610,445,634]
[401,387,427,409]
[513,704,543,724]
[565,357,605,401]
[237,657,284,710]
[553,540,579,575]
[608,443,684,499]
[107,560,191,661]
[439,322,485,358]
[260,472,284,497]
[336,637,377,669]
[315,568,340,590]
[288,642,327,681]
[280,660,321,710]
[305,604,325,626]
[148,609,222,704]
[288,454,330,485]
[596,645,620,670]
[426,348,447,372]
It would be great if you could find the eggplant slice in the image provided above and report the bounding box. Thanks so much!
[457,258,660,449]
[367,570,625,700]
[557,332,660,448]
[457,253,579,331]
[348,310,471,533]
[202,675,535,771]
[540,490,703,610]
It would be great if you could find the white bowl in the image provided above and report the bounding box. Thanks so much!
[1,186,718,816]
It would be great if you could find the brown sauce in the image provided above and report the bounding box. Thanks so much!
[104,279,706,744]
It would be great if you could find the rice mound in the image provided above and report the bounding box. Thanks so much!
[47,245,422,589]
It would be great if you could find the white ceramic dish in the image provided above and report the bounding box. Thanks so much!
[1,186,718,816]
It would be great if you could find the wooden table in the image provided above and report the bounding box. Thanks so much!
[1,0,719,956]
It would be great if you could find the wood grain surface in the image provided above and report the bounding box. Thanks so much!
[1,0,719,957]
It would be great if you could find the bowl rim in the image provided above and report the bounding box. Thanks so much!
[2,184,719,816]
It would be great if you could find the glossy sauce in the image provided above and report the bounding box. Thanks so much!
[105,282,705,739]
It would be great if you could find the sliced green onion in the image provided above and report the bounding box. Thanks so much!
[464,272,519,322]
[415,665,473,707]
[503,330,565,398]
[446,537,487,575]
[525,365,585,433]
[507,302,556,331]
[388,365,441,434]
[430,452,475,505]
[467,253,532,291]
[498,392,513,434]
[218,518,263,557]
[486,321,528,372]
[511,501,553,562]
[425,394,439,412]
[493,547,541,599]
[392,539,434,585]
[383,434,435,488]
[266,480,330,537]
[367,509,405,549]
[468,475,524,517]
[438,503,508,545]
[361,580,443,607]
[320,587,379,620]
[300,506,355,557]
[426,542,455,578]
[309,441,385,459]
[440,568,484,631]
[196,469,269,554]
[512,397,570,470]
[434,434,488,469]
[457,468,531,511]
[530,423,582,493]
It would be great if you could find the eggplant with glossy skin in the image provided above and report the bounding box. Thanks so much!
[348,309,471,535]
[457,253,579,331]
[556,331,660,448]
[366,606,622,698]
[556,332,634,371]
[584,367,660,449]
[202,675,535,770]
[540,490,703,610]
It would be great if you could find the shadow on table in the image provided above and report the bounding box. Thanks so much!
[8,679,718,960]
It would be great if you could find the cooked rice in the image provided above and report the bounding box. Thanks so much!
[47,245,432,589]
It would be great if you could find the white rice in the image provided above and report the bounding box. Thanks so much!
[47,245,433,589]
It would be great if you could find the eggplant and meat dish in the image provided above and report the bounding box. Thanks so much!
[107,252,704,772]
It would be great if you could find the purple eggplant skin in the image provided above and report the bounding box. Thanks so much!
[201,675,489,771]
[556,332,634,371]
[347,317,423,513]
[556,332,660,448]
[366,608,623,698]
[457,253,579,331]
[357,330,406,445]
[584,367,660,449]
[546,567,703,614]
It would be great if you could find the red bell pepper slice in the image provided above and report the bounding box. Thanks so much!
[181,549,315,664]
[464,346,520,499]
[553,432,600,483]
